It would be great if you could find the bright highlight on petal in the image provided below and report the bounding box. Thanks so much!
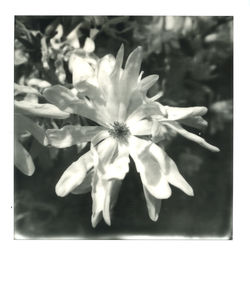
[14,138,35,176]
[46,125,102,148]
[55,150,93,197]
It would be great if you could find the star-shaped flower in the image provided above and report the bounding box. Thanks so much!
[44,45,219,227]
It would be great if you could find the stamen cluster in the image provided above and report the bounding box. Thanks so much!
[108,121,130,143]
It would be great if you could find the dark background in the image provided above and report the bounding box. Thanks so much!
[14,16,233,239]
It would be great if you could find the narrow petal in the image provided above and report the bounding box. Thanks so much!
[43,85,106,126]
[164,152,194,196]
[71,169,94,195]
[140,74,159,91]
[66,23,81,48]
[103,180,122,225]
[179,116,208,130]
[129,136,172,199]
[14,101,70,119]
[164,121,220,152]
[97,54,120,121]
[14,139,35,176]
[118,46,143,121]
[46,125,102,148]
[143,185,162,221]
[165,106,208,121]
[55,150,93,197]
[91,172,106,227]
[15,114,48,146]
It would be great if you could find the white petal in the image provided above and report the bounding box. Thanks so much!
[15,114,48,146]
[69,54,95,85]
[83,37,95,53]
[14,101,70,119]
[55,150,93,197]
[129,136,172,199]
[91,171,106,227]
[143,185,162,221]
[71,169,94,195]
[164,121,220,152]
[91,130,110,147]
[129,119,153,136]
[14,139,35,176]
[103,143,130,180]
[103,180,122,225]
[126,102,165,126]
[139,75,159,91]
[46,125,102,148]
[165,106,208,121]
[164,152,194,196]
[43,85,107,126]
[118,46,143,121]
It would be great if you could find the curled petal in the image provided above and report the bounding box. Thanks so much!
[14,139,35,176]
[14,101,70,119]
[129,136,172,199]
[55,150,93,197]
[126,102,165,126]
[46,125,102,148]
[15,114,48,146]
[43,85,106,126]
[164,121,220,152]
[143,185,162,221]
[165,106,208,121]
[151,120,171,143]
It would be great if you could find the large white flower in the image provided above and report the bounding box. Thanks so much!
[44,45,218,227]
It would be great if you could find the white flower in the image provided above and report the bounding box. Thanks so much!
[44,45,197,227]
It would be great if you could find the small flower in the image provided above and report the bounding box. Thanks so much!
[44,45,199,227]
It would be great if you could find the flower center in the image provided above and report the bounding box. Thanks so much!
[108,121,130,143]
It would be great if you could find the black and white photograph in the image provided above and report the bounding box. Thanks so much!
[14,15,233,239]
[2,0,250,301]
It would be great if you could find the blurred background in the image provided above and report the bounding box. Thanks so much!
[14,16,233,239]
